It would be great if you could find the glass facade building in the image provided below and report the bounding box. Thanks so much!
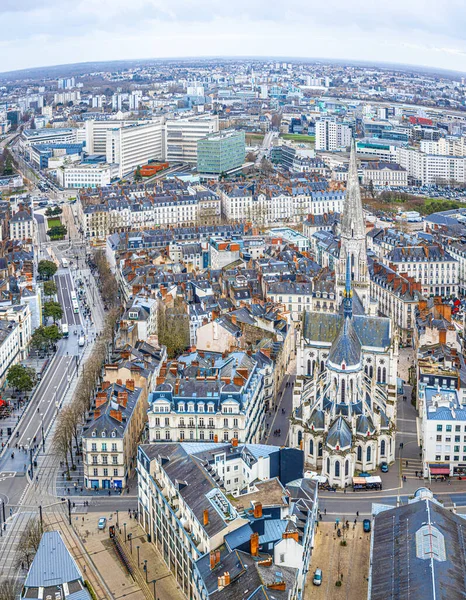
[197,130,245,175]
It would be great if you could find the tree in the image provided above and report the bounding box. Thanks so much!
[134,165,142,181]
[157,300,189,359]
[260,157,274,176]
[43,324,63,345]
[0,578,20,600]
[43,280,57,298]
[16,518,46,569]
[246,151,256,162]
[6,364,35,393]
[3,155,13,176]
[43,301,63,323]
[47,224,67,239]
[38,260,57,280]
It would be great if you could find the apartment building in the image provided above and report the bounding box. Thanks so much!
[56,161,117,189]
[315,118,352,151]
[106,119,164,177]
[82,380,145,490]
[369,261,422,345]
[397,146,466,185]
[0,304,32,360]
[266,281,313,322]
[165,115,219,164]
[383,245,458,297]
[147,351,266,445]
[0,320,20,388]
[9,210,36,242]
[137,441,314,600]
[420,136,466,156]
[219,185,344,224]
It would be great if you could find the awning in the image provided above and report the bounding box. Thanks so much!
[430,466,450,475]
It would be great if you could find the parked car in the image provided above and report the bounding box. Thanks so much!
[313,568,323,586]
[363,519,371,533]
[380,462,389,473]
[98,517,107,530]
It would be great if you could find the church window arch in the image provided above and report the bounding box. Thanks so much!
[357,446,362,461]
[382,367,387,383]
[309,439,314,455]
[381,439,386,457]
[369,366,374,379]
[335,460,340,477]
[341,379,346,403]
[377,367,381,382]
[297,430,303,446]
[320,360,325,373]
[350,379,354,400]
[307,359,311,376]
[326,457,330,473]
[364,365,368,375]
[318,442,323,457]
[345,459,349,476]
[367,446,372,462]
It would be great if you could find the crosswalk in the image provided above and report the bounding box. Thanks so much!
[401,457,423,480]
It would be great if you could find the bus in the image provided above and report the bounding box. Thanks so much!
[61,323,69,338]
[70,290,79,314]
[62,257,69,268]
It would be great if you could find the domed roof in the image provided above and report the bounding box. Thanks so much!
[327,316,362,371]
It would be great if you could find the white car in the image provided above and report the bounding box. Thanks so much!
[78,335,85,347]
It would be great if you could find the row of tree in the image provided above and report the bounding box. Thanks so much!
[53,308,120,478]
[93,250,119,308]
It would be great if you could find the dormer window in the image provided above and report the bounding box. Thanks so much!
[92,431,96,438]
[198,403,205,413]
[178,403,185,412]
[101,432,106,438]
[111,431,116,438]
[188,403,195,412]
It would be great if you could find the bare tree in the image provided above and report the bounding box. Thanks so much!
[0,578,20,600]
[16,518,47,569]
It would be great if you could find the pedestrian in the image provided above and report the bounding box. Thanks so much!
[324,508,327,515]
[406,460,408,467]
[356,511,359,517]
[415,471,418,478]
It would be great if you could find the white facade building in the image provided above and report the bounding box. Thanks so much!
[56,162,117,189]
[165,115,219,164]
[9,210,36,242]
[106,119,164,177]
[397,147,466,185]
[315,118,352,151]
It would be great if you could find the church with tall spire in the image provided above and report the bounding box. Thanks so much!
[336,138,371,312]
[291,138,398,487]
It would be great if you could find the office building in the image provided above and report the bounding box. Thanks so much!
[106,119,164,177]
[56,161,117,189]
[165,115,219,164]
[197,129,245,176]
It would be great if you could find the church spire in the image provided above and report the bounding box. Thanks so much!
[341,138,365,241]
[343,254,353,320]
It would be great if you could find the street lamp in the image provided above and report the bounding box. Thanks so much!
[144,559,148,583]
[116,509,119,528]
[124,522,127,542]
[128,533,132,554]
[150,579,157,599]
[137,545,140,567]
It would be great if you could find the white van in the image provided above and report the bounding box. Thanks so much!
[78,335,85,347]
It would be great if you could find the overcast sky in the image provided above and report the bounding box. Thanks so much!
[3,0,466,74]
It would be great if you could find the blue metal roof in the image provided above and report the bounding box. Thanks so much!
[225,523,254,551]
[24,531,85,589]
[259,519,287,545]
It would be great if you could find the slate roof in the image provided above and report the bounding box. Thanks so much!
[327,317,362,368]
[302,311,391,350]
[370,495,466,600]
[326,417,352,450]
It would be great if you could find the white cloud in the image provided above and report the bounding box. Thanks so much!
[2,0,466,72]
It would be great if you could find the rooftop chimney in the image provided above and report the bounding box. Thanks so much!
[203,509,209,527]
[250,532,259,557]
[253,502,263,519]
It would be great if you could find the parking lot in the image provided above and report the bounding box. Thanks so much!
[305,522,371,600]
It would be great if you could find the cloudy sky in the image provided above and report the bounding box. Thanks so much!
[2,0,466,73]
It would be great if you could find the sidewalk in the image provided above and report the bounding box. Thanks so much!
[73,511,184,600]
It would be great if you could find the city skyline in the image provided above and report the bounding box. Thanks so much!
[2,0,466,73]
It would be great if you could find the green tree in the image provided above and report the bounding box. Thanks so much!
[38,260,57,280]
[15,518,46,569]
[43,300,63,323]
[47,224,67,239]
[43,280,57,298]
[43,324,63,344]
[3,155,13,176]
[134,165,142,181]
[6,364,35,393]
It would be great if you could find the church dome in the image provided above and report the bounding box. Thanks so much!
[327,317,362,372]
